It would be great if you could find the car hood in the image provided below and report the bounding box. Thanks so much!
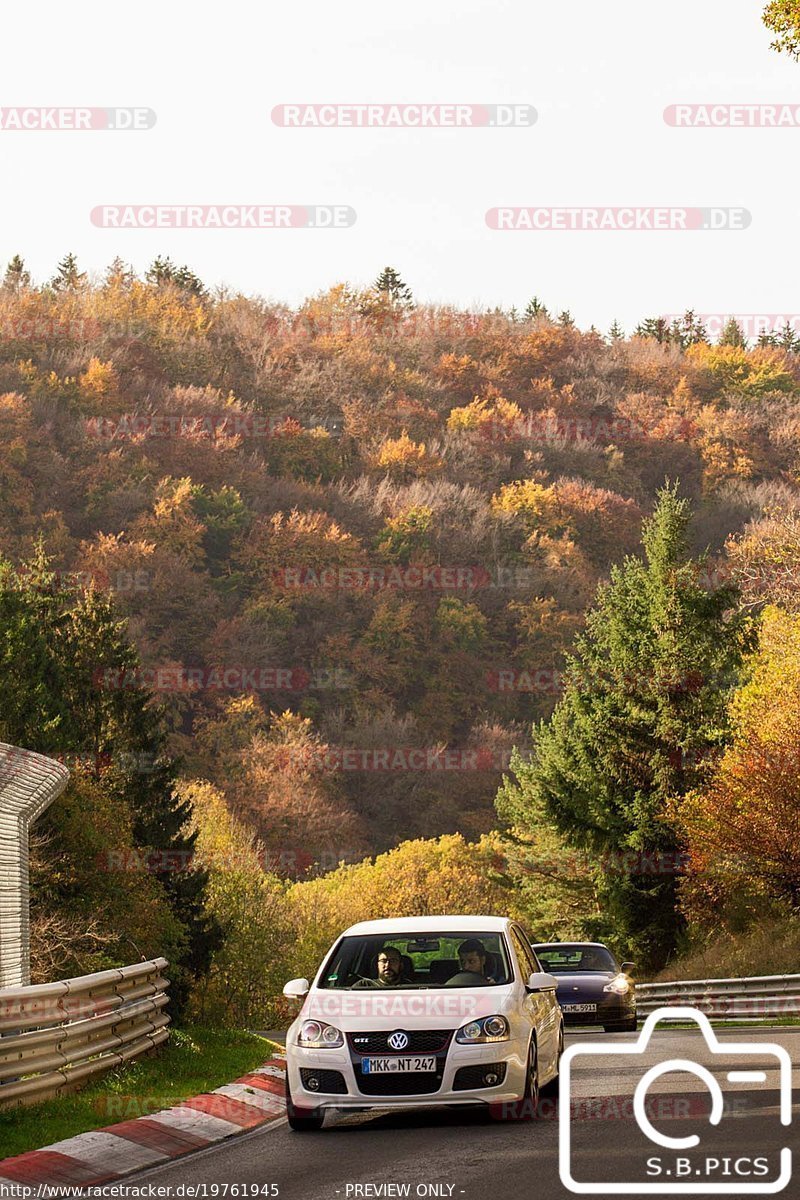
[297,985,514,1032]
[553,972,615,995]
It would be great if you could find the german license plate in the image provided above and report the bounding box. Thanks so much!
[563,1003,597,1013]
[361,1055,437,1073]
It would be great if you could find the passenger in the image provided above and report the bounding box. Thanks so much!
[580,948,605,971]
[457,938,498,983]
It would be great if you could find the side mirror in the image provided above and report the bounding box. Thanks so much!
[283,977,310,998]
[621,962,636,975]
[527,971,559,992]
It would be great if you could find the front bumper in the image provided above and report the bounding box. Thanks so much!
[559,993,636,1027]
[286,1035,530,1109]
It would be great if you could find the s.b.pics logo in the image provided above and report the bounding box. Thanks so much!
[559,1007,792,1194]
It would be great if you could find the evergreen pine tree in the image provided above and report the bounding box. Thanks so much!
[668,311,708,350]
[524,296,550,321]
[498,485,752,968]
[3,254,31,292]
[145,256,206,298]
[719,318,747,348]
[0,549,218,1005]
[373,266,413,309]
[50,253,87,292]
[777,320,800,353]
[635,316,671,344]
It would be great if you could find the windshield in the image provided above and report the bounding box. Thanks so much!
[317,931,512,989]
[535,944,618,974]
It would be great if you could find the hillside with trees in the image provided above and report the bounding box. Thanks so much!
[1,256,799,1014]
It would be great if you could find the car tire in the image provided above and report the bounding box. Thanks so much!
[286,1077,325,1131]
[541,1022,564,1097]
[520,1038,540,1118]
[512,1039,540,1120]
[488,1040,539,1122]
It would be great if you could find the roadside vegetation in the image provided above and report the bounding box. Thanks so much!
[0,1027,277,1159]
[654,918,800,983]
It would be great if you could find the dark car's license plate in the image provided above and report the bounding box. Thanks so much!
[562,1003,597,1013]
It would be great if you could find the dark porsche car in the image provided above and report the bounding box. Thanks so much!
[532,942,637,1032]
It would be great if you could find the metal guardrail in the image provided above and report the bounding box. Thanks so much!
[0,743,70,988]
[0,958,170,1109]
[636,973,800,1021]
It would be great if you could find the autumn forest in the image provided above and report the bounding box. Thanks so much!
[1,256,799,1020]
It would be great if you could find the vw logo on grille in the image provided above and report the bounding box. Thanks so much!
[388,1030,409,1051]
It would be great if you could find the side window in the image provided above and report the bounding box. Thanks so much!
[510,927,538,980]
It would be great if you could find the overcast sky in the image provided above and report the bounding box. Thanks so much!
[3,0,799,332]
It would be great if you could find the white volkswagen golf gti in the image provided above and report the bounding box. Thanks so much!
[282,915,563,1130]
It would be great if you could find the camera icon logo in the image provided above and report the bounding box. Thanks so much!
[559,1006,793,1194]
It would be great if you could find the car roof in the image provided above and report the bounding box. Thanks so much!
[342,915,513,936]
[532,941,611,949]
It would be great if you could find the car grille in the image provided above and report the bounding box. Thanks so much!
[347,1029,454,1054]
[354,1068,444,1095]
[348,1029,454,1096]
[453,1062,508,1091]
[299,1068,347,1095]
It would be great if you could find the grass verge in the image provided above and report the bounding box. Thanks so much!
[653,918,800,982]
[0,1026,279,1160]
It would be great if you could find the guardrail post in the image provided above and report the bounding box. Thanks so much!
[0,744,70,988]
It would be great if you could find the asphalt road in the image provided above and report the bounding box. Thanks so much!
[93,1028,800,1199]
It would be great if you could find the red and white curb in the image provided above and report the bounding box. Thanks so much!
[0,1054,287,1189]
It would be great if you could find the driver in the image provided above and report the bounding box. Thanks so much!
[353,945,412,987]
[458,938,498,983]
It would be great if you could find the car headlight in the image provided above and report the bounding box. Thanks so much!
[604,975,631,996]
[298,1019,343,1048]
[455,1014,510,1043]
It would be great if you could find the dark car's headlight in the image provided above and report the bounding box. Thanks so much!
[456,1014,510,1043]
[298,1019,344,1048]
[603,975,631,996]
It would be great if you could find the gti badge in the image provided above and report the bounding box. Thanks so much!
[388,1030,409,1050]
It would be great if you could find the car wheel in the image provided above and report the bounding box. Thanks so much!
[488,1040,539,1122]
[286,1077,325,1131]
[541,1022,564,1097]
[512,1039,540,1120]
[484,1041,542,1123]
[520,1038,540,1118]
